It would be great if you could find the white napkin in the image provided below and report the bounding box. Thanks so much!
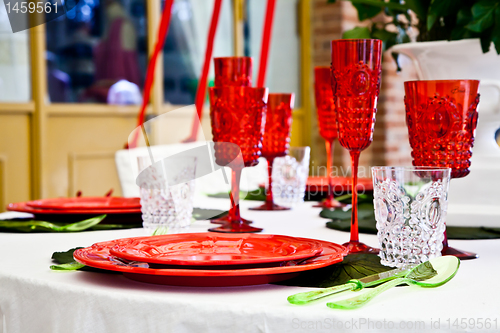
[0,211,34,220]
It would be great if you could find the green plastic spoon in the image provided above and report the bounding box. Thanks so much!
[287,266,411,305]
[326,256,460,310]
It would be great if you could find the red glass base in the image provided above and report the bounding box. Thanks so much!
[441,246,478,260]
[342,241,379,254]
[249,202,290,211]
[210,215,253,224]
[209,222,263,233]
[313,198,349,209]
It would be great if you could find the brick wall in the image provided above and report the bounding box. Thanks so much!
[310,0,416,178]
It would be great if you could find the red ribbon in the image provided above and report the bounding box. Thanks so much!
[183,0,223,142]
[129,0,174,149]
[257,0,276,88]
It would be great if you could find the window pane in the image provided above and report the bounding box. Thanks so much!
[0,2,31,102]
[163,0,233,104]
[246,0,300,106]
[45,0,147,103]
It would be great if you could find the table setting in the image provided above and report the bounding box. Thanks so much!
[2,36,500,333]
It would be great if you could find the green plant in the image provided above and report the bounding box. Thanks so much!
[328,0,500,57]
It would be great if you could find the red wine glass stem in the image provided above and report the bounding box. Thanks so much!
[266,157,275,206]
[229,167,242,222]
[443,228,449,248]
[349,150,360,243]
[325,139,334,202]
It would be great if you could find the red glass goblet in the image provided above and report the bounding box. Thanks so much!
[313,66,347,209]
[404,79,480,260]
[331,39,382,254]
[208,86,268,233]
[211,57,254,224]
[250,93,295,211]
[214,57,253,87]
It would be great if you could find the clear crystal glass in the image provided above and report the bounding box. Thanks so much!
[272,147,310,208]
[372,166,451,268]
[137,156,196,235]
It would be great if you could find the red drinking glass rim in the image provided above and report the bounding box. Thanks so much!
[268,93,295,109]
[314,66,331,81]
[330,38,382,45]
[404,79,480,85]
[214,56,253,61]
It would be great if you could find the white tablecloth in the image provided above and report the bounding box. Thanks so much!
[1,198,499,333]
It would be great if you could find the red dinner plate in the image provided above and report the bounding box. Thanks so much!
[7,201,141,215]
[306,176,373,193]
[109,233,323,266]
[74,236,348,287]
[26,197,141,210]
[7,202,142,225]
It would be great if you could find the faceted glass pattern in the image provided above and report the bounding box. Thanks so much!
[137,157,196,235]
[372,166,451,268]
[272,147,310,208]
[404,80,480,179]
[214,57,253,87]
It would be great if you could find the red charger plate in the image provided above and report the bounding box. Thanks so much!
[74,236,348,287]
[26,197,141,210]
[109,233,323,266]
[306,176,373,193]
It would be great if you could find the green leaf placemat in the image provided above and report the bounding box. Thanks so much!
[50,247,115,272]
[273,253,392,288]
[207,188,267,201]
[0,215,135,233]
[323,206,500,240]
[192,208,226,220]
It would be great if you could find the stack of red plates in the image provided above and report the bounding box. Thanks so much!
[73,233,348,287]
[7,197,142,224]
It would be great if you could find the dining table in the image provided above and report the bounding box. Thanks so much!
[1,195,499,333]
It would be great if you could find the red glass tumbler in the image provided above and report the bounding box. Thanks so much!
[404,79,480,260]
[331,39,382,254]
[250,93,294,211]
[214,57,253,87]
[208,86,268,233]
[313,66,347,209]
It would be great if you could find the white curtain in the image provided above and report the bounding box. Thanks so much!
[0,1,31,102]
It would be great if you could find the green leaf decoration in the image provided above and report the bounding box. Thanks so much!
[407,261,438,281]
[466,0,498,32]
[480,27,494,53]
[427,0,456,31]
[0,215,107,233]
[52,247,84,264]
[207,188,266,201]
[274,253,393,288]
[404,0,426,19]
[192,208,226,220]
[492,7,500,54]
[50,262,86,271]
[343,26,371,39]
[349,0,407,12]
[353,3,382,21]
[51,247,118,273]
